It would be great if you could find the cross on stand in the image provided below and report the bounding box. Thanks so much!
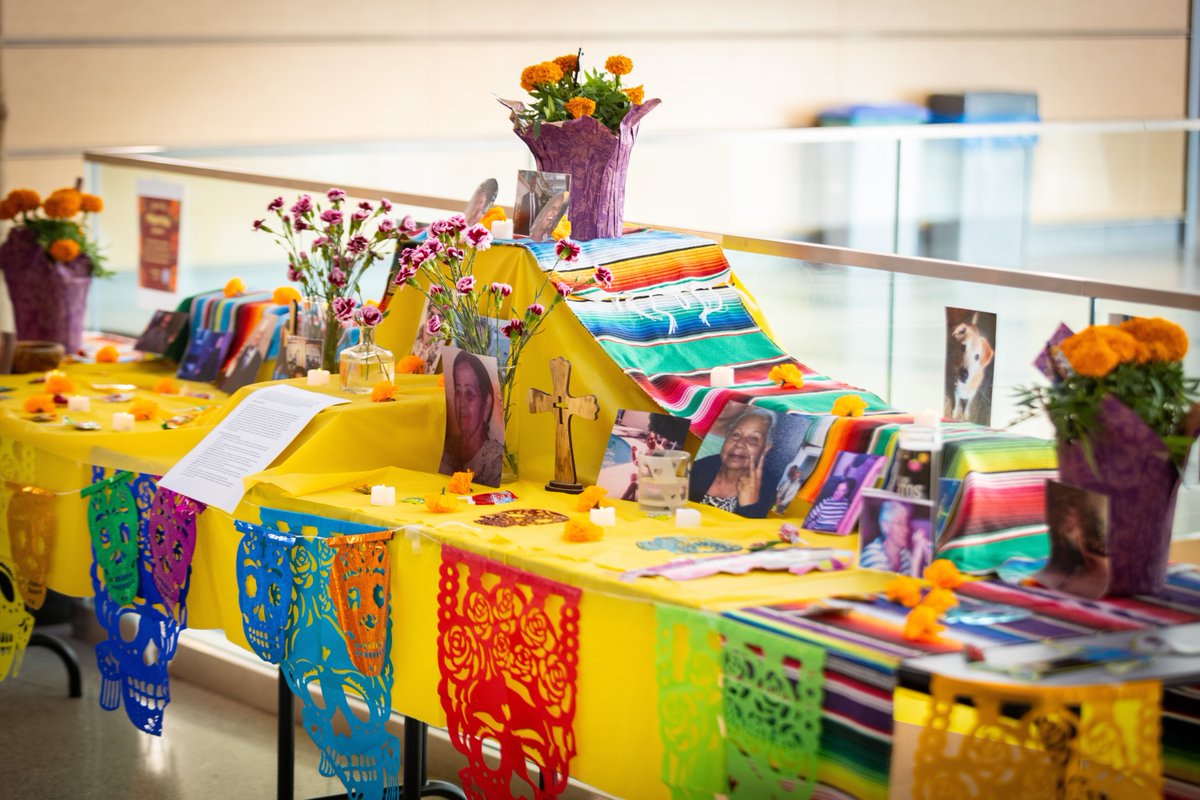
[528,357,599,494]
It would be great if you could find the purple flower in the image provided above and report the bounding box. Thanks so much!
[555,281,574,298]
[393,264,417,287]
[293,219,308,232]
[351,209,370,222]
[490,282,512,297]
[408,248,428,267]
[595,265,614,288]
[327,188,347,203]
[501,318,525,338]
[267,197,284,212]
[400,214,418,233]
[252,218,265,231]
[428,219,453,236]
[425,314,442,336]
[332,296,357,322]
[291,195,313,215]
[445,246,465,261]
[423,238,444,255]
[287,264,303,283]
[347,234,369,253]
[447,213,468,231]
[555,237,581,263]
[379,218,396,233]
[357,304,383,327]
[429,285,445,296]
[311,236,329,252]
[320,209,343,226]
[357,200,373,212]
[330,267,348,288]
[464,224,493,251]
[526,302,545,317]
[380,198,393,213]
[455,275,475,294]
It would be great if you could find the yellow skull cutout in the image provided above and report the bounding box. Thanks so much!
[0,560,34,680]
[8,486,56,610]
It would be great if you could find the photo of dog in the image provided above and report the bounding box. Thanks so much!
[943,307,997,426]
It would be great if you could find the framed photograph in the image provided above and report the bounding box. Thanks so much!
[802,451,885,534]
[596,409,692,502]
[688,401,810,518]
[1035,480,1110,599]
[275,333,324,380]
[439,345,505,488]
[463,177,498,226]
[177,328,233,383]
[944,307,997,426]
[857,491,934,577]
[217,315,277,394]
[513,170,570,239]
[134,310,189,355]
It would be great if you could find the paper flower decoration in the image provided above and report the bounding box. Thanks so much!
[23,394,56,414]
[396,355,424,375]
[223,277,246,298]
[563,516,604,543]
[902,604,945,643]
[551,216,572,241]
[884,575,923,608]
[130,399,160,421]
[923,587,959,614]
[447,470,474,494]
[45,371,74,394]
[272,286,302,306]
[154,378,180,395]
[923,559,965,589]
[424,491,459,513]
[370,380,397,402]
[831,395,868,417]
[768,363,805,389]
[575,485,608,512]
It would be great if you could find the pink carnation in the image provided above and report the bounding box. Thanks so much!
[267,197,284,212]
[291,195,313,215]
[357,305,383,327]
[379,218,396,233]
[426,314,442,336]
[327,188,347,203]
[447,213,468,231]
[346,234,369,254]
[464,224,493,251]
[595,265,614,288]
[526,302,545,317]
[501,318,525,338]
[252,219,265,231]
[287,265,304,283]
[330,267,348,288]
[400,214,418,233]
[455,275,475,294]
[332,296,357,322]
[351,209,370,222]
[293,219,308,232]
[320,209,343,226]
[380,198,393,213]
[490,282,512,297]
[555,237,581,263]
[555,281,574,298]
[429,285,445,296]
[429,219,454,236]
[393,264,417,287]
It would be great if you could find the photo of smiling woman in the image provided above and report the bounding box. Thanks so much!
[439,346,504,487]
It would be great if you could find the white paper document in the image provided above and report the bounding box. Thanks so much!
[158,384,349,512]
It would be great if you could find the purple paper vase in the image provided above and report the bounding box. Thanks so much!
[505,98,660,241]
[1055,395,1195,595]
[0,227,93,353]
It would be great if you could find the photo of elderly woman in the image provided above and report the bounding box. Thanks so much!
[1035,480,1110,599]
[857,492,934,577]
[688,401,807,518]
[438,346,505,487]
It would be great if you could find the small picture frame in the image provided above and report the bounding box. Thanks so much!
[135,310,189,355]
[857,491,934,577]
[802,451,885,535]
[596,409,691,502]
[1035,480,1110,599]
[513,170,570,240]
[177,328,233,383]
[944,307,997,426]
[439,345,505,488]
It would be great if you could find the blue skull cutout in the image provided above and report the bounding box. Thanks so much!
[234,520,295,664]
[265,507,401,800]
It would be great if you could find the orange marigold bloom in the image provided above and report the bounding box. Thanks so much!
[396,355,425,375]
[884,575,924,608]
[769,363,805,389]
[903,604,945,643]
[605,55,633,76]
[564,96,597,119]
[45,371,75,394]
[622,84,645,105]
[922,588,959,614]
[575,485,609,512]
[130,399,159,421]
[24,394,56,414]
[7,189,41,212]
[923,558,965,589]
[831,395,868,417]
[48,239,81,263]
[1119,316,1188,363]
[479,206,508,231]
[95,345,120,363]
[1059,325,1141,378]
[224,277,246,297]
[0,198,18,220]
[154,378,180,395]
[553,54,579,73]
[522,61,563,91]
[447,470,474,494]
[272,286,302,306]
[424,491,459,513]
[563,516,604,543]
[370,380,398,402]
[80,193,104,213]
[551,216,572,241]
[42,188,82,219]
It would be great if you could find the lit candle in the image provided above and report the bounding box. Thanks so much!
[492,219,515,240]
[675,507,701,528]
[710,366,735,387]
[307,369,331,386]
[589,506,616,527]
[67,396,91,412]
[112,412,135,432]
[370,485,396,506]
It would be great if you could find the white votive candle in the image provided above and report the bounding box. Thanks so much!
[67,396,91,412]
[112,412,135,432]
[307,369,331,386]
[589,506,616,527]
[492,219,515,240]
[710,366,735,387]
[370,485,396,506]
[675,507,702,528]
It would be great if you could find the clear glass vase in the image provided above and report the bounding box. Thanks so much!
[498,364,518,484]
[339,325,394,393]
[296,299,341,373]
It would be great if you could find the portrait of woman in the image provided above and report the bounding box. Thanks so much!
[858,493,933,577]
[438,348,504,487]
[689,404,779,518]
[1036,480,1110,599]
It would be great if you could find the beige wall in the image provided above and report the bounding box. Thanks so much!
[1,0,1191,217]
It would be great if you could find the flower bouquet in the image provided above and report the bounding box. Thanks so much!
[254,189,409,372]
[1017,317,1200,594]
[0,184,109,352]
[501,50,659,241]
[393,215,611,480]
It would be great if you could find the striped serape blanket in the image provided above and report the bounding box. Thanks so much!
[726,567,1200,799]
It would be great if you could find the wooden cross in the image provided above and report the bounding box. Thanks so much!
[528,357,599,494]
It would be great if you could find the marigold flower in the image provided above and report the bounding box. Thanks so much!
[605,55,633,76]
[447,470,474,494]
[551,216,572,241]
[224,277,246,297]
[1119,316,1188,362]
[130,399,160,421]
[24,394,56,414]
[522,61,563,90]
[884,575,923,608]
[370,380,397,402]
[396,354,424,375]
[553,54,579,73]
[903,604,945,643]
[272,286,302,306]
[622,84,645,105]
[154,378,180,395]
[95,346,120,363]
[42,188,82,219]
[479,206,508,231]
[575,485,609,512]
[769,363,805,389]
[831,395,868,417]
[1057,325,1141,378]
[563,516,604,543]
[0,198,18,220]
[922,588,959,614]
[7,189,41,212]
[48,239,80,263]
[45,371,75,394]
[565,97,597,119]
[80,193,104,213]
[923,558,965,589]
[424,490,459,513]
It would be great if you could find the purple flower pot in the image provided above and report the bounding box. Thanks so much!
[506,98,659,241]
[1055,395,1194,595]
[0,227,92,353]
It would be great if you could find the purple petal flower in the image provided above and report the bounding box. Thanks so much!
[351,209,370,222]
[393,264,417,287]
[555,281,574,298]
[252,219,265,231]
[429,219,453,236]
[346,234,369,254]
[595,265,614,288]
[464,224,493,251]
[320,209,343,226]
[267,197,284,212]
[379,218,396,233]
[526,302,545,317]
[455,275,475,294]
[327,188,347,203]
[490,282,513,297]
[501,318,525,338]
[447,213,467,231]
[445,246,465,261]
[332,296,357,322]
[357,305,383,327]
[423,238,444,255]
[291,195,313,215]
[380,198,393,213]
[408,248,428,267]
[287,265,304,283]
[311,236,328,252]
[293,219,308,232]
[425,314,442,336]
[555,237,581,263]
[429,285,445,296]
[330,267,348,288]
[357,200,373,212]
[400,214,418,233]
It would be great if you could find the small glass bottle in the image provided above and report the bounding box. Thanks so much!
[339,325,394,393]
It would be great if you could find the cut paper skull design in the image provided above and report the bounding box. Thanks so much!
[8,485,56,610]
[85,474,141,606]
[146,488,204,616]
[235,520,296,664]
[0,560,34,681]
[329,531,392,677]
